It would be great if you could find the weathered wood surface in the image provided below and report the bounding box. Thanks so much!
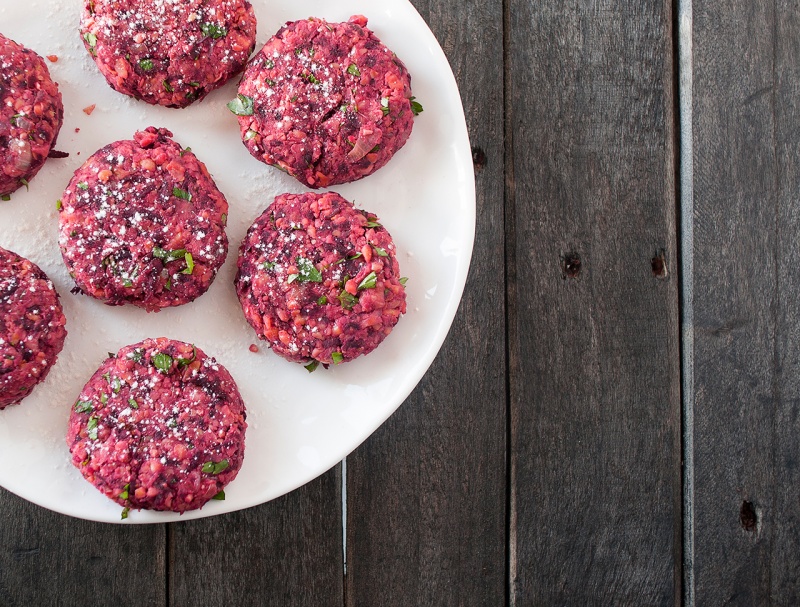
[345,3,506,606]
[692,0,800,603]
[507,0,680,604]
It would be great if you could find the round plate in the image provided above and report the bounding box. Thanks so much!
[0,0,474,523]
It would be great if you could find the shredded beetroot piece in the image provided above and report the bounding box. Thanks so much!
[0,34,64,196]
[58,126,229,311]
[235,191,407,366]
[67,338,247,514]
[0,246,67,409]
[235,15,417,188]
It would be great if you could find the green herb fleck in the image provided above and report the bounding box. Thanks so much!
[87,416,99,440]
[130,348,145,363]
[138,58,154,71]
[177,346,197,367]
[399,277,409,285]
[380,97,390,116]
[76,182,89,190]
[111,377,122,393]
[202,459,229,475]
[265,58,275,69]
[128,397,138,410]
[305,72,320,85]
[181,252,194,275]
[201,22,227,39]
[56,199,62,211]
[152,352,173,373]
[153,246,188,263]
[119,483,130,500]
[83,32,97,55]
[212,490,226,500]
[331,352,343,364]
[163,80,173,93]
[227,94,254,116]
[410,96,423,116]
[180,146,192,157]
[121,507,130,520]
[373,246,388,257]
[304,360,319,373]
[317,295,327,305]
[292,257,322,283]
[364,221,382,228]
[172,187,191,201]
[260,261,276,271]
[244,129,258,140]
[1,194,10,202]
[100,393,108,404]
[347,64,360,77]
[166,418,177,428]
[19,178,29,191]
[338,290,358,310]
[74,400,93,413]
[358,272,377,290]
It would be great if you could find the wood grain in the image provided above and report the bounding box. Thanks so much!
[508,0,680,604]
[169,468,343,607]
[692,0,800,602]
[0,488,165,607]
[345,0,507,605]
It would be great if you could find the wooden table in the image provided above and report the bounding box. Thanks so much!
[2,0,796,604]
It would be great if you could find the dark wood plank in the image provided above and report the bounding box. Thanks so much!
[508,1,680,604]
[692,1,800,602]
[345,0,507,605]
[0,487,165,607]
[170,468,343,607]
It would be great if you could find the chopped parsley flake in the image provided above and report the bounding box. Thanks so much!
[130,348,145,363]
[381,97,390,116]
[304,72,320,85]
[364,221,382,228]
[87,416,99,440]
[202,459,229,475]
[152,352,173,373]
[293,257,322,283]
[373,246,388,257]
[212,490,226,500]
[347,64,360,77]
[399,277,409,285]
[76,182,89,190]
[56,199,62,211]
[19,178,29,191]
[74,400,93,413]
[153,246,187,263]
[305,360,319,373]
[227,94,254,116]
[317,295,328,305]
[201,22,227,39]
[121,507,130,520]
[410,96,424,116]
[1,194,10,202]
[119,484,130,500]
[163,80,173,93]
[138,58,154,71]
[338,290,358,310]
[172,187,191,201]
[181,252,194,275]
[358,272,378,290]
[128,397,138,409]
[331,352,343,364]
[83,32,97,55]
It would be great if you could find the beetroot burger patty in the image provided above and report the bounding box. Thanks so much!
[80,0,257,108]
[58,127,228,311]
[231,15,421,189]
[67,338,247,514]
[0,246,67,408]
[0,33,63,197]
[235,192,407,367]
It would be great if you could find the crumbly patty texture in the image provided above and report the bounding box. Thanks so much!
[58,127,229,311]
[0,33,63,196]
[234,15,416,188]
[235,191,407,366]
[80,0,257,108]
[0,246,67,409]
[67,338,247,514]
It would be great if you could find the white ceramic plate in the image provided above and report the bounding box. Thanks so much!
[0,0,474,523]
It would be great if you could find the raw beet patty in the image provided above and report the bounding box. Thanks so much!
[80,0,257,108]
[0,246,67,409]
[67,338,247,514]
[58,127,228,311]
[235,191,406,366]
[0,33,64,197]
[232,15,420,189]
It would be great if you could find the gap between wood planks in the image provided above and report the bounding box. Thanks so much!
[678,0,695,605]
